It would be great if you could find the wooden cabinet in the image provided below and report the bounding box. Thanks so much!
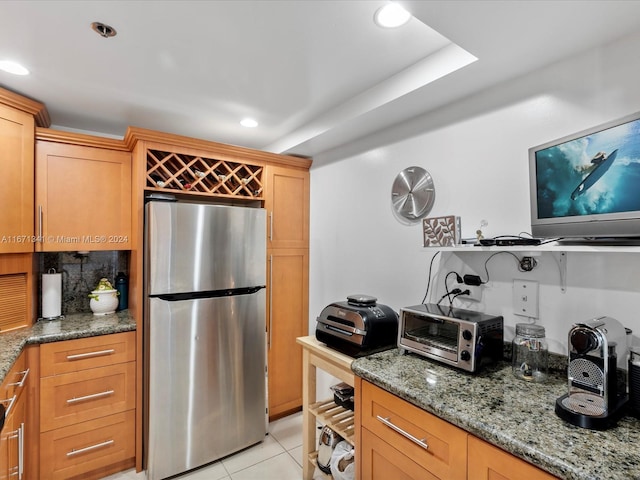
[264,165,310,250]
[468,435,557,480]
[355,379,559,480]
[0,349,30,480]
[358,379,468,480]
[39,332,136,480]
[265,164,310,418]
[35,133,132,251]
[297,336,355,480]
[0,93,40,254]
[267,248,309,418]
[0,254,34,333]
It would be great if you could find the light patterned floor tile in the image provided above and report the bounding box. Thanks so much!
[230,452,302,480]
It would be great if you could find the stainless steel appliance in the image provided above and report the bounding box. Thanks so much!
[398,304,503,372]
[555,316,629,430]
[315,295,398,357]
[144,201,267,480]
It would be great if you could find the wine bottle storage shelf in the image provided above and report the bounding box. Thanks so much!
[145,149,263,199]
[309,399,355,446]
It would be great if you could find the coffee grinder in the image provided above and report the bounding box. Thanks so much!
[555,316,628,430]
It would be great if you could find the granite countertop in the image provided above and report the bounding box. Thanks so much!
[0,310,136,384]
[352,349,640,480]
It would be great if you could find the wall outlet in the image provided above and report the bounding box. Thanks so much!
[513,280,539,318]
[462,285,482,302]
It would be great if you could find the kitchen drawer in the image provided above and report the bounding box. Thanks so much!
[468,435,559,480]
[361,381,467,480]
[40,331,135,377]
[40,410,135,480]
[40,362,135,432]
[1,350,29,404]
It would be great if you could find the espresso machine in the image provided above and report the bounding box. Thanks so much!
[555,316,629,430]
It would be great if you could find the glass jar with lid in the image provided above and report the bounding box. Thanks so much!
[512,323,548,382]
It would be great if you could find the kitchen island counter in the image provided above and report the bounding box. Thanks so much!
[352,349,640,480]
[0,310,136,384]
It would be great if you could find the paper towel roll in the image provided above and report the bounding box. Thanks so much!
[42,272,62,319]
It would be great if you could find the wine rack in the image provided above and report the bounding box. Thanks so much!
[145,148,263,199]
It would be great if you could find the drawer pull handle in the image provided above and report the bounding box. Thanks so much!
[0,395,17,418]
[7,368,30,388]
[376,415,429,450]
[66,349,115,360]
[66,439,114,457]
[67,389,115,404]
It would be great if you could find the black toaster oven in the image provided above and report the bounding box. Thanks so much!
[315,294,398,357]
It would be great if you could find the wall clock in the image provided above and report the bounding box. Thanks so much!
[391,166,435,222]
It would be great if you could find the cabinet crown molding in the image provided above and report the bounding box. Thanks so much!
[0,86,50,127]
[125,126,312,169]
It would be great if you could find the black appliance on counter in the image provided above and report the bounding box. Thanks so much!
[315,294,398,357]
[555,316,629,430]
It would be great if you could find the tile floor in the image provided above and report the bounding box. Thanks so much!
[104,411,305,480]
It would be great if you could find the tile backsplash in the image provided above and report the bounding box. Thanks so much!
[38,251,129,316]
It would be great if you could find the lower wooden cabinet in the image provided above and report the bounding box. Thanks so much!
[359,379,467,480]
[267,248,309,419]
[40,410,135,480]
[467,435,558,480]
[40,332,136,480]
[356,379,559,480]
[0,349,29,480]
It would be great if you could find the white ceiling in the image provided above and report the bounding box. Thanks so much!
[1,0,640,159]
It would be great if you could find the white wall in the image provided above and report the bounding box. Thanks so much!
[309,28,640,393]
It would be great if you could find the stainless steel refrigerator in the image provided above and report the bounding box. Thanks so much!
[144,200,267,480]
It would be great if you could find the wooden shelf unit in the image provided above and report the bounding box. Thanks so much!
[145,147,264,199]
[297,336,355,480]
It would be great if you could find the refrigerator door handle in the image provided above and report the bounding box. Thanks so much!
[268,254,273,349]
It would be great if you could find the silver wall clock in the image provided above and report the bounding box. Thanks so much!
[391,166,435,222]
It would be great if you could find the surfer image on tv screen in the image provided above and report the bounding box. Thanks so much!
[570,149,618,200]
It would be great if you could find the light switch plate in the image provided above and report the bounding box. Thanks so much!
[513,280,539,318]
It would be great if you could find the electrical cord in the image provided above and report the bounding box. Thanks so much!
[421,251,441,304]
[437,288,462,305]
[482,251,522,283]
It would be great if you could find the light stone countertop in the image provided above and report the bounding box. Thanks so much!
[352,348,640,480]
[0,310,136,384]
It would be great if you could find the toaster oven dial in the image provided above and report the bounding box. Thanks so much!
[462,329,473,341]
[460,350,471,361]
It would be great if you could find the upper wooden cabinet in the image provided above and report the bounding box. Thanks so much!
[0,104,34,254]
[35,131,132,251]
[264,165,310,250]
[0,88,49,254]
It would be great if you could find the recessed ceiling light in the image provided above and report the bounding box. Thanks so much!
[0,60,29,76]
[91,21,117,38]
[374,3,412,28]
[240,118,258,128]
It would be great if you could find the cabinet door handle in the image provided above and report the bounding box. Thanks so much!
[376,415,429,450]
[7,369,29,388]
[66,439,114,457]
[66,389,114,404]
[269,211,273,241]
[18,423,23,480]
[66,348,115,360]
[38,205,43,241]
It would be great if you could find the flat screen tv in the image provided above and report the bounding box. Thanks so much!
[529,111,640,242]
